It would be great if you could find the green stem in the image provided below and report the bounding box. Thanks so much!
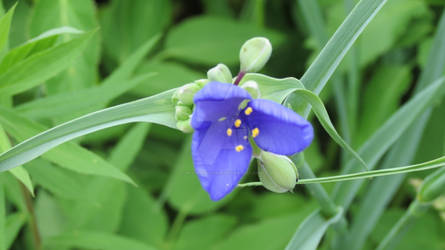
[238,182,262,187]
[20,183,41,250]
[297,156,445,184]
[166,209,188,243]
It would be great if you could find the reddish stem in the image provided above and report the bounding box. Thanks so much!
[234,71,246,86]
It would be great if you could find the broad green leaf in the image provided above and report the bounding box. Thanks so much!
[285,209,343,250]
[0,107,133,183]
[356,64,411,145]
[0,89,175,173]
[0,26,82,74]
[101,0,171,63]
[119,186,168,248]
[35,191,67,238]
[5,212,26,249]
[290,88,367,170]
[45,231,156,250]
[17,35,160,121]
[65,124,151,233]
[0,30,94,96]
[26,159,87,200]
[162,16,284,65]
[174,215,237,250]
[0,125,33,194]
[332,77,445,207]
[240,73,304,104]
[213,214,308,250]
[30,0,100,94]
[0,4,15,53]
[165,136,233,214]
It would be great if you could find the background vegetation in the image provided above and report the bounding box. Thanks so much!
[0,0,444,249]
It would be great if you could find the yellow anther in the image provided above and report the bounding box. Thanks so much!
[252,128,260,138]
[244,107,253,115]
[235,145,244,152]
[234,119,242,128]
[226,128,232,136]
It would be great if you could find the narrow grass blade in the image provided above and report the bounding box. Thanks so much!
[0,3,15,53]
[291,89,367,170]
[332,77,445,207]
[341,10,445,250]
[298,155,445,184]
[285,209,343,250]
[0,89,175,173]
[0,180,4,250]
[0,125,33,195]
[0,107,135,183]
[300,0,388,94]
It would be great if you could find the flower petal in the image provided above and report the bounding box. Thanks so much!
[192,119,252,201]
[191,82,252,130]
[245,99,313,155]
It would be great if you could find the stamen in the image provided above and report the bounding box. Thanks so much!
[252,128,260,138]
[234,119,242,128]
[226,128,232,136]
[235,145,244,152]
[244,107,253,115]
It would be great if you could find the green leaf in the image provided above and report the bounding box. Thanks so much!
[101,0,171,63]
[162,16,284,65]
[285,209,343,250]
[0,179,4,250]
[119,186,168,248]
[29,0,100,94]
[0,107,133,183]
[213,214,308,250]
[0,4,15,53]
[0,89,175,173]
[0,125,33,194]
[332,77,445,207]
[240,73,304,103]
[174,215,237,250]
[16,35,161,121]
[0,30,94,96]
[297,0,388,94]
[44,231,156,250]
[290,88,368,170]
[5,212,26,249]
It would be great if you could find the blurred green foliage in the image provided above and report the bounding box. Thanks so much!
[0,0,444,249]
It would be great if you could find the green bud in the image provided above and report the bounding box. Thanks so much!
[175,104,192,121]
[194,78,209,88]
[240,37,272,73]
[176,83,201,106]
[176,119,193,133]
[258,151,298,193]
[240,80,260,99]
[418,168,445,202]
[207,63,233,83]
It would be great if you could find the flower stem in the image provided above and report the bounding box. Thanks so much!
[20,183,41,250]
[233,71,246,86]
[238,182,263,187]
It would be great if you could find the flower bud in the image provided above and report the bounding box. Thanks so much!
[207,64,232,83]
[175,83,201,106]
[418,168,445,202]
[175,104,192,121]
[258,151,298,193]
[194,79,209,88]
[176,119,193,133]
[240,37,272,73]
[240,80,260,99]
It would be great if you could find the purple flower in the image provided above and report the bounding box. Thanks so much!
[191,82,314,201]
